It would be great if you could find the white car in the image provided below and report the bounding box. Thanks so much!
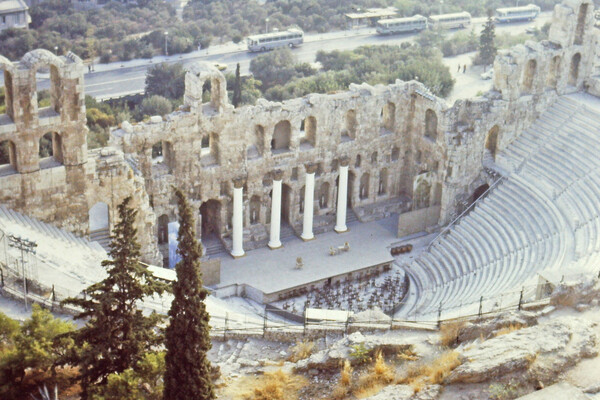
[480,70,494,80]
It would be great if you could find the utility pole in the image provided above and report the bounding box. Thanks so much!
[8,235,37,311]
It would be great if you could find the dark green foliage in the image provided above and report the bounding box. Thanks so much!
[163,189,214,400]
[250,48,302,90]
[0,305,75,399]
[89,352,165,400]
[232,63,242,108]
[62,197,167,399]
[137,95,173,119]
[145,63,186,101]
[478,14,497,68]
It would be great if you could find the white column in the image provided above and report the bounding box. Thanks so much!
[268,171,283,249]
[335,161,349,233]
[301,164,316,241]
[231,179,245,258]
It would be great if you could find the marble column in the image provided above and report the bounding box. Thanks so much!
[301,163,318,241]
[268,170,284,249]
[231,177,245,258]
[335,157,350,233]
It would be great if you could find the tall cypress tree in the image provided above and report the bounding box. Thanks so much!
[63,197,167,399]
[163,189,214,400]
[232,63,242,108]
[479,12,497,72]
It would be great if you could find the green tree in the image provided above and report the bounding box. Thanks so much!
[145,63,186,100]
[0,305,75,399]
[478,13,497,71]
[163,189,215,400]
[63,197,167,399]
[249,48,299,90]
[232,63,242,108]
[138,95,173,118]
[90,352,165,400]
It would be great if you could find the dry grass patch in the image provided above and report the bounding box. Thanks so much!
[399,350,461,392]
[439,320,466,347]
[287,340,315,363]
[331,360,353,400]
[243,370,308,400]
[494,323,524,337]
[397,348,420,362]
[354,351,396,398]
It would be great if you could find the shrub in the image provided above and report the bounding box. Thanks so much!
[287,341,315,363]
[354,351,395,397]
[138,95,172,117]
[349,343,371,365]
[331,360,353,399]
[439,320,466,347]
[244,370,307,400]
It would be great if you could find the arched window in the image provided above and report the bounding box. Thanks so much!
[522,59,537,94]
[355,154,361,168]
[1,65,14,121]
[574,3,588,45]
[319,182,330,209]
[158,214,169,244]
[546,56,561,89]
[250,195,261,224]
[391,146,400,162]
[272,120,291,152]
[378,168,388,196]
[381,102,396,132]
[342,109,357,140]
[299,186,305,214]
[39,132,63,167]
[35,64,61,116]
[300,116,317,148]
[359,173,370,200]
[371,151,378,164]
[569,53,581,86]
[0,140,17,171]
[485,125,499,159]
[152,142,163,159]
[413,179,431,210]
[425,109,437,140]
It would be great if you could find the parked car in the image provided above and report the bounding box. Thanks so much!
[213,63,227,71]
[481,70,494,80]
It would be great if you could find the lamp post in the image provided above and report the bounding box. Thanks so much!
[7,235,37,311]
[439,0,444,15]
[164,31,169,56]
[265,18,270,34]
[54,46,58,55]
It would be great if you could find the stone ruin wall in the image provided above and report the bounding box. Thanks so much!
[0,0,596,266]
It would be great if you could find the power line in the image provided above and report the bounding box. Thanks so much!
[7,235,37,311]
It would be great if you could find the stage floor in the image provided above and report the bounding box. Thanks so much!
[217,216,405,296]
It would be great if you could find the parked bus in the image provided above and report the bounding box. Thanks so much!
[376,15,428,35]
[247,28,304,52]
[428,11,472,30]
[495,4,541,23]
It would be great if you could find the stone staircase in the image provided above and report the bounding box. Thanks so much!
[89,228,111,251]
[203,237,228,258]
[402,95,600,317]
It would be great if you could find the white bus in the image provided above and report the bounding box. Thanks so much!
[495,4,541,23]
[428,11,472,30]
[376,15,428,35]
[247,28,304,52]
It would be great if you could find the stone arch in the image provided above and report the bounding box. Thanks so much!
[319,181,330,209]
[355,154,362,168]
[546,55,561,89]
[0,59,15,121]
[34,63,62,116]
[574,3,588,46]
[272,120,291,152]
[391,146,400,162]
[485,125,500,159]
[89,202,110,232]
[158,214,169,244]
[359,173,370,200]
[200,132,219,166]
[522,59,537,94]
[371,151,378,164]
[343,109,357,140]
[413,178,432,210]
[569,53,581,86]
[250,195,261,224]
[0,140,17,172]
[425,109,438,140]
[248,124,265,159]
[300,116,317,148]
[378,168,388,195]
[382,102,396,132]
[151,140,174,171]
[200,199,222,239]
[39,132,63,166]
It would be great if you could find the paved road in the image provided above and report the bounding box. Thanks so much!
[76,13,552,100]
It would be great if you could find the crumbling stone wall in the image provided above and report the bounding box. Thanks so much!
[0,0,596,266]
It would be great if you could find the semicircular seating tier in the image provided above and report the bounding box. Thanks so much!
[401,94,600,319]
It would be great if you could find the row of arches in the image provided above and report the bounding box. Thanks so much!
[0,132,64,172]
[521,53,582,94]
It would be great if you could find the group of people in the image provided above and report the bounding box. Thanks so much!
[458,64,468,73]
